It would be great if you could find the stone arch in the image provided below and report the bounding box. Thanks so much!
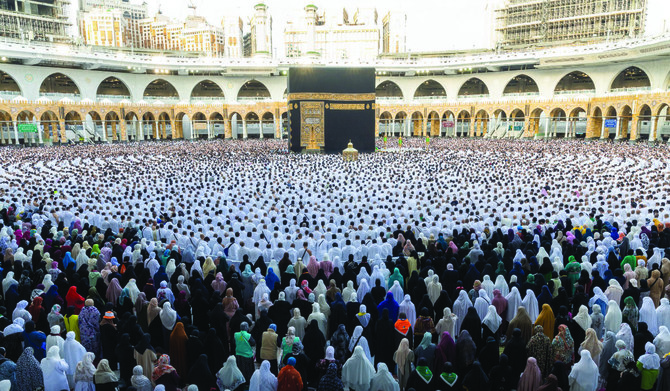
[456,110,471,137]
[157,112,173,139]
[503,74,539,96]
[261,111,275,138]
[123,111,141,141]
[0,109,12,144]
[609,66,651,92]
[474,109,489,137]
[40,73,81,99]
[457,78,489,98]
[394,111,408,137]
[143,79,179,101]
[637,104,652,140]
[0,70,22,97]
[209,111,225,139]
[229,111,244,138]
[654,104,670,141]
[142,112,158,139]
[554,71,595,95]
[426,110,440,137]
[237,80,271,101]
[528,108,544,138]
[40,110,60,142]
[618,105,633,140]
[441,110,456,137]
[376,80,404,100]
[190,79,225,102]
[96,76,131,101]
[379,111,394,136]
[413,79,446,99]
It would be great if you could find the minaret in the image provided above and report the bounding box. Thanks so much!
[253,3,269,54]
[305,4,317,55]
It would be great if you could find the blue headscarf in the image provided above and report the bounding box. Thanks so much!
[265,267,280,290]
[377,292,399,321]
[62,252,75,269]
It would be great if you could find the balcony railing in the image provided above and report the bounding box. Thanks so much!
[503,92,540,97]
[554,89,596,96]
[97,94,131,102]
[610,86,651,93]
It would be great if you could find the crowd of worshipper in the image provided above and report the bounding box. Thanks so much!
[1,137,670,391]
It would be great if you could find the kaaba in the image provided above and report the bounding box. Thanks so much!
[287,67,375,153]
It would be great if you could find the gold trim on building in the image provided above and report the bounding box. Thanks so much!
[287,93,375,102]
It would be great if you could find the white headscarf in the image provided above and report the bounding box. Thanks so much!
[357,279,371,303]
[342,346,376,391]
[505,287,523,322]
[573,305,592,331]
[217,356,246,390]
[41,346,69,391]
[639,296,659,334]
[605,279,623,306]
[46,325,64,358]
[616,323,634,354]
[427,275,442,304]
[370,363,400,391]
[604,300,622,333]
[522,289,539,323]
[657,298,670,330]
[3,318,24,336]
[159,302,178,330]
[588,287,609,314]
[2,271,17,295]
[654,326,670,358]
[482,305,502,333]
[568,350,599,391]
[453,290,473,334]
[349,325,372,363]
[399,294,417,329]
[125,279,141,304]
[436,307,457,341]
[248,360,278,391]
[389,281,404,303]
[639,341,661,370]
[493,275,509,297]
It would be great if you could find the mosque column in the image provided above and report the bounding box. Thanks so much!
[242,118,248,139]
[259,120,264,139]
[205,120,211,139]
[630,114,640,140]
[120,121,127,141]
[58,119,66,143]
[543,116,550,138]
[600,118,607,139]
[36,121,43,144]
[614,117,621,140]
[274,117,280,138]
[650,116,658,141]
[137,119,144,140]
[12,120,18,145]
[225,118,232,139]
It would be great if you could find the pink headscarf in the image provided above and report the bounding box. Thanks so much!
[306,256,320,278]
[517,357,542,391]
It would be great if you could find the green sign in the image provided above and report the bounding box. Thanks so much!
[513,125,523,131]
[17,123,38,133]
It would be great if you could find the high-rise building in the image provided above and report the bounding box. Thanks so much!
[496,0,647,48]
[249,3,272,56]
[78,0,146,47]
[382,11,406,54]
[221,14,243,57]
[0,0,71,42]
[139,14,225,55]
[284,5,386,60]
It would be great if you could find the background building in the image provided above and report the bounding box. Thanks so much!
[221,14,243,57]
[496,0,648,48]
[382,11,406,54]
[284,5,389,60]
[248,3,272,56]
[78,0,146,47]
[0,0,71,42]
[138,13,225,55]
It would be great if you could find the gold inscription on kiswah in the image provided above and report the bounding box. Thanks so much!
[329,103,366,110]
[287,93,375,101]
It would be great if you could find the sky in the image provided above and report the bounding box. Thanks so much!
[109,0,497,52]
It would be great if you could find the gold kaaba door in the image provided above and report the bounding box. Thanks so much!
[300,101,325,151]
